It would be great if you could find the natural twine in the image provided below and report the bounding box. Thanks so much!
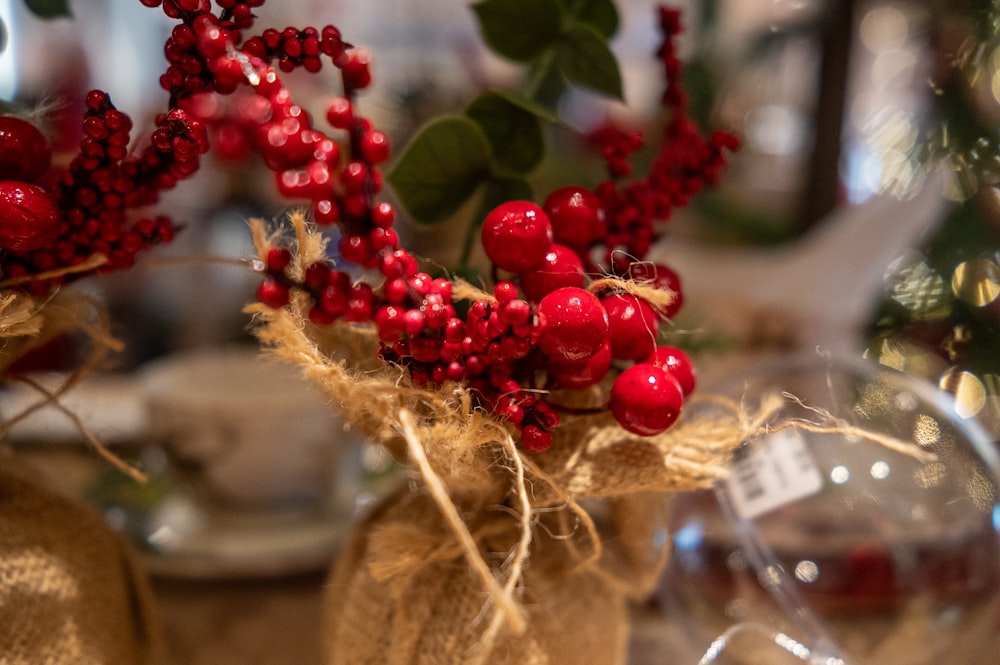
[0,288,144,481]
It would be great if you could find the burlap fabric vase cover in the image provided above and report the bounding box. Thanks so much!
[0,458,164,665]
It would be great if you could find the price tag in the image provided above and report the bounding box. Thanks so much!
[726,429,824,519]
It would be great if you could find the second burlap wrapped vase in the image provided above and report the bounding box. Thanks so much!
[0,457,164,665]
[245,216,775,665]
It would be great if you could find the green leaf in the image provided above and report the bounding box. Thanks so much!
[524,50,567,108]
[387,116,492,224]
[466,92,545,175]
[557,0,619,37]
[489,89,563,125]
[555,25,623,100]
[471,0,563,62]
[23,0,71,18]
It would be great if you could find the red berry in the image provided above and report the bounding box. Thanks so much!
[257,279,290,308]
[325,96,354,130]
[609,363,683,436]
[0,117,52,183]
[542,186,606,251]
[602,293,659,361]
[645,345,696,396]
[535,287,608,363]
[628,262,684,320]
[0,181,60,251]
[481,200,553,272]
[340,49,372,90]
[521,425,553,453]
[518,243,585,302]
[360,130,390,164]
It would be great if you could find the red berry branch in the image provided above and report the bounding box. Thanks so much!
[0,1,736,451]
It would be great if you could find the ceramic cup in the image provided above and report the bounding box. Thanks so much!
[141,346,352,514]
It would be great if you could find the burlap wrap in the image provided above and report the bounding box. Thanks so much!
[246,215,762,665]
[0,458,164,665]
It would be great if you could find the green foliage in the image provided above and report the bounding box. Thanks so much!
[554,25,622,99]
[471,0,563,61]
[556,0,619,38]
[23,0,71,18]
[387,117,492,224]
[387,0,625,268]
[465,92,546,175]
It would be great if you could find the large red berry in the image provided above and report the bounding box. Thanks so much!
[542,185,606,251]
[535,286,608,363]
[602,293,659,361]
[518,243,585,302]
[0,181,60,252]
[609,363,683,436]
[481,200,553,273]
[0,117,52,183]
[646,345,696,396]
[628,262,684,320]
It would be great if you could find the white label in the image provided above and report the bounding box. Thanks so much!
[726,429,824,519]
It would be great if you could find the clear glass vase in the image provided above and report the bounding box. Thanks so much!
[659,352,1000,665]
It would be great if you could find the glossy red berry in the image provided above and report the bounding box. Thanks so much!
[609,363,683,436]
[0,181,60,252]
[0,117,52,183]
[602,293,659,361]
[480,200,553,273]
[535,286,608,363]
[645,345,696,396]
[257,279,290,308]
[518,243,585,302]
[542,185,606,251]
[521,425,553,453]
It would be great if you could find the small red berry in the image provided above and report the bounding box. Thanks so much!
[339,49,372,90]
[645,345,696,396]
[542,185,606,251]
[0,117,52,183]
[360,130,390,164]
[481,200,553,273]
[325,96,354,130]
[609,363,683,436]
[535,287,608,363]
[602,293,659,361]
[521,425,553,453]
[0,181,60,252]
[257,279,290,308]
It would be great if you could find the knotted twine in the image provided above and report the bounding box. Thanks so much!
[245,213,930,665]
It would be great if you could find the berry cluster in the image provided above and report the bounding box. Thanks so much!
[587,7,740,272]
[0,93,198,292]
[0,1,735,452]
[252,6,736,450]
[0,1,361,294]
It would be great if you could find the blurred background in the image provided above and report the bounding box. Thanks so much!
[2,0,1000,663]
